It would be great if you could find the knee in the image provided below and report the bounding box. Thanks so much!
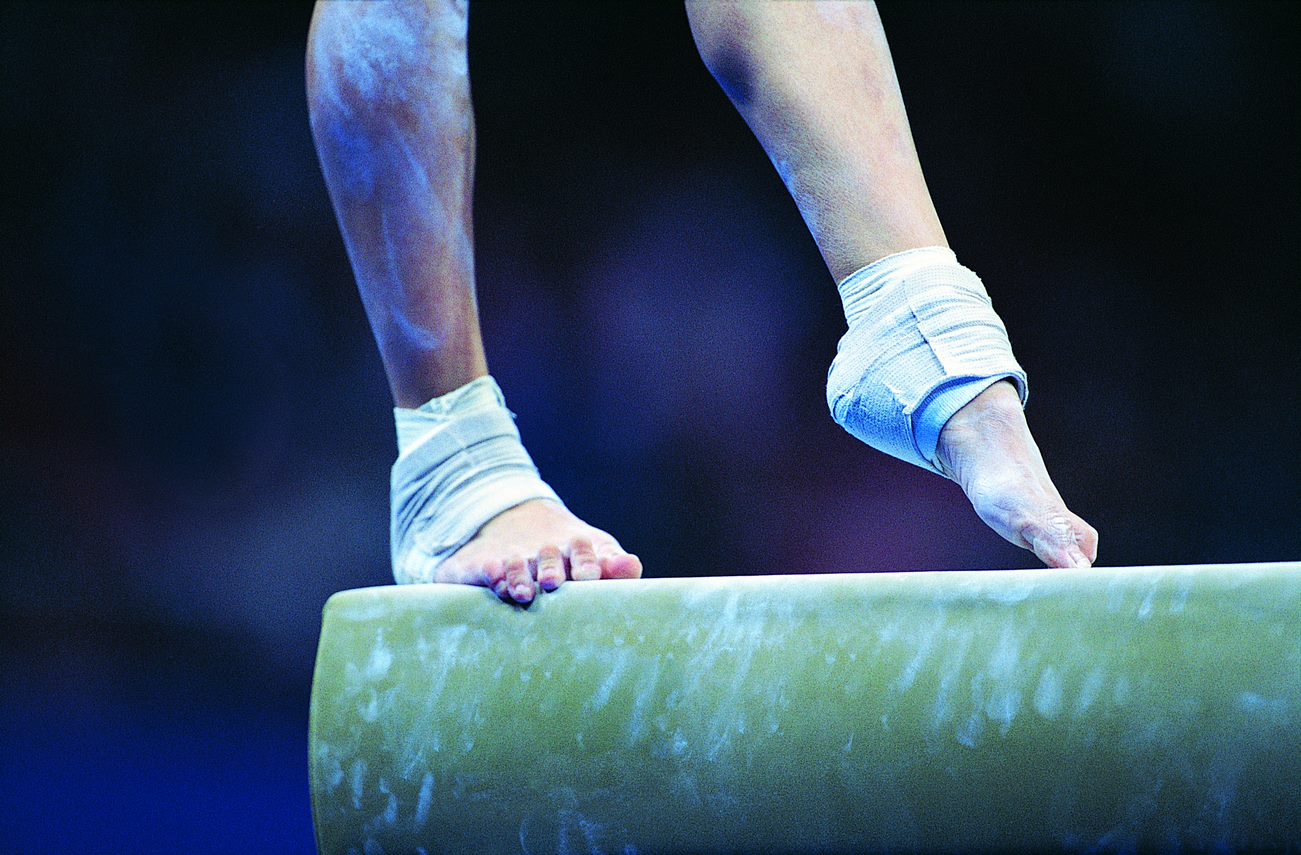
[306,0,468,115]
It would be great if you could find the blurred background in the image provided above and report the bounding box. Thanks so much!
[1,1,1297,851]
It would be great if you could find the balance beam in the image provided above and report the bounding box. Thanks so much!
[309,563,1301,853]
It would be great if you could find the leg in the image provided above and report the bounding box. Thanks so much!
[687,1,1097,568]
[306,0,641,601]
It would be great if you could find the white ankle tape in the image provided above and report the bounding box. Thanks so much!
[826,246,1028,474]
[390,375,562,584]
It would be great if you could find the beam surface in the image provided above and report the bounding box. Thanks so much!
[309,563,1301,854]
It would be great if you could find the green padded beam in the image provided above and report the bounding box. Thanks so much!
[310,563,1301,854]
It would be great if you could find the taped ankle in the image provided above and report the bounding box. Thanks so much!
[826,246,1028,474]
[390,375,562,584]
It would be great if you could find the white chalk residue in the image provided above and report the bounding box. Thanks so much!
[365,628,393,680]
[1034,666,1063,720]
[415,772,434,826]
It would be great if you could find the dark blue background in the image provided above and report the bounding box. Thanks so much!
[2,2,1297,851]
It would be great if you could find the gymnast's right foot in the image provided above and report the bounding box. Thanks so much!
[430,499,643,605]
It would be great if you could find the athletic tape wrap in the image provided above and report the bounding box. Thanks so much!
[390,375,563,584]
[826,246,1029,475]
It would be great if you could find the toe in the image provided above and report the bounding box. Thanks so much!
[597,544,643,579]
[504,555,535,604]
[568,537,601,581]
[1074,515,1100,564]
[536,545,565,592]
[482,559,511,600]
[1018,510,1092,569]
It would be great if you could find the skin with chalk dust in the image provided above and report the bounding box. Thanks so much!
[307,0,479,402]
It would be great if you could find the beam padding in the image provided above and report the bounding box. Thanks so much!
[309,564,1301,854]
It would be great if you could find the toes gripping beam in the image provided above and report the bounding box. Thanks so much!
[309,564,1301,853]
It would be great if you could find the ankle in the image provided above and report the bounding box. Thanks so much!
[935,380,1026,482]
[944,379,1023,430]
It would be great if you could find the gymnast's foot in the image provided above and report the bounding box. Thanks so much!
[430,500,643,605]
[936,380,1099,569]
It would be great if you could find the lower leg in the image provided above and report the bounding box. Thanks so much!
[306,0,484,407]
[307,0,641,599]
[687,0,1097,568]
[685,0,944,281]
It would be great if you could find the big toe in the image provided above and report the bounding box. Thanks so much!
[1019,508,1097,569]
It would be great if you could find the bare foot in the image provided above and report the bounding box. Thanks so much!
[425,499,643,605]
[936,380,1099,569]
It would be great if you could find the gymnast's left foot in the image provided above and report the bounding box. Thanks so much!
[936,379,1099,569]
